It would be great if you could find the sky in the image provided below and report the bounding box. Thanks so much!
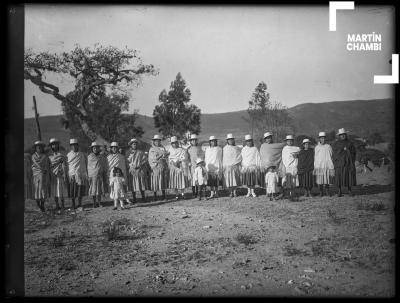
[24,5,395,118]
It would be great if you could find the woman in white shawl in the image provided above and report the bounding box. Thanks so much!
[241,135,261,198]
[281,135,300,200]
[148,135,169,201]
[168,136,190,200]
[313,132,335,196]
[205,136,223,199]
[223,134,242,198]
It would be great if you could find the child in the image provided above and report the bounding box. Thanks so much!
[110,167,127,210]
[193,158,208,200]
[265,166,279,201]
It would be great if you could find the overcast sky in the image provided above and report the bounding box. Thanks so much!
[24,5,395,118]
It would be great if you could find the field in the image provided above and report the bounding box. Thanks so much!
[24,164,395,297]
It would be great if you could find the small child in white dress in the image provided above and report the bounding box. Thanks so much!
[110,167,127,210]
[265,166,279,201]
[193,158,208,200]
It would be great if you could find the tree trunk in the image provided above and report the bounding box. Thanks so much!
[77,116,109,146]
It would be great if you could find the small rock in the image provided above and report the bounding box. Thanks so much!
[244,272,248,276]
[240,285,247,290]
[248,283,253,289]
[304,268,315,273]
[181,215,189,219]
[287,280,294,285]
[203,225,211,229]
[303,282,312,287]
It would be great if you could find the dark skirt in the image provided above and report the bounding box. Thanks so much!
[241,170,259,187]
[207,173,219,187]
[298,171,314,188]
[334,166,357,187]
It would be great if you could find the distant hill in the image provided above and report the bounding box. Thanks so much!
[25,98,394,150]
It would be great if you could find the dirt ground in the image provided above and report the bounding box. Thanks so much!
[24,164,395,297]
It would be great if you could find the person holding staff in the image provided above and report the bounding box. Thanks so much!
[48,138,69,213]
[313,132,334,196]
[87,141,107,208]
[148,134,169,201]
[222,133,242,198]
[281,135,300,200]
[187,134,204,199]
[297,138,315,197]
[168,136,190,200]
[240,134,261,198]
[332,128,357,197]
[127,138,149,203]
[32,140,51,212]
[205,135,223,199]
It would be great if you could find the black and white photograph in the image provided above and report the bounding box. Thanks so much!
[9,2,398,297]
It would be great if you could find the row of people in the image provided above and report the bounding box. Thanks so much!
[24,128,356,212]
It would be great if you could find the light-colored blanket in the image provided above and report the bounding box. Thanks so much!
[107,153,127,178]
[49,152,67,177]
[87,153,106,177]
[67,151,88,184]
[241,146,261,168]
[314,143,334,170]
[205,146,223,174]
[281,145,300,174]
[148,144,169,170]
[222,145,242,167]
[259,142,285,169]
[32,152,50,176]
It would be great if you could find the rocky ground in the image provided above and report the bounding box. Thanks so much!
[24,164,395,297]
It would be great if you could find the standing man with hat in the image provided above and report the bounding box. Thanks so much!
[205,135,223,199]
[168,136,190,200]
[281,135,300,200]
[187,134,205,198]
[31,140,51,212]
[222,133,242,198]
[148,134,169,201]
[48,138,69,213]
[240,134,262,198]
[297,138,315,197]
[67,138,88,211]
[332,128,357,197]
[259,132,285,198]
[127,138,149,203]
[313,131,335,196]
[87,141,107,208]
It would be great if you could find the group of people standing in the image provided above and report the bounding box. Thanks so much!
[24,127,357,213]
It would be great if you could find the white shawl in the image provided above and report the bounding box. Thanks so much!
[241,146,261,168]
[67,151,88,184]
[314,143,334,170]
[222,145,242,167]
[205,146,223,174]
[281,145,300,172]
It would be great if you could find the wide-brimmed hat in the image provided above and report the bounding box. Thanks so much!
[318,132,326,138]
[152,134,162,141]
[337,128,349,135]
[284,135,294,141]
[90,142,100,148]
[189,134,198,140]
[170,136,178,143]
[302,138,311,144]
[209,135,217,141]
[69,138,78,145]
[244,134,253,141]
[263,132,273,139]
[128,138,138,145]
[34,140,45,146]
[226,133,235,140]
[196,158,204,165]
[49,138,59,145]
[110,142,118,147]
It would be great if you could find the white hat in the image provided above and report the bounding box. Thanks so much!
[170,136,178,143]
[49,138,59,144]
[128,138,138,145]
[302,138,311,144]
[34,140,45,146]
[196,158,204,165]
[318,132,326,138]
[263,132,272,138]
[110,142,118,147]
[226,133,234,140]
[90,142,100,148]
[284,135,294,141]
[69,138,78,145]
[337,128,349,135]
[244,134,252,141]
[190,134,198,140]
[152,134,161,140]
[209,135,217,141]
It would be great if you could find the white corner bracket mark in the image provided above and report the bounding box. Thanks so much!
[329,1,355,31]
[374,54,399,84]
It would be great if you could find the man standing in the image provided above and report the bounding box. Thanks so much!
[87,142,107,208]
[48,138,68,214]
[187,134,204,198]
[67,138,88,212]
[107,142,130,204]
[31,141,51,212]
[127,138,149,203]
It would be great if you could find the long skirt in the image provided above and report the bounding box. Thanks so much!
[68,176,87,198]
[334,165,357,187]
[50,175,68,198]
[169,166,188,190]
[223,164,241,188]
[25,177,34,200]
[298,171,314,188]
[33,173,50,199]
[241,167,259,187]
[130,170,149,192]
[88,175,104,196]
[189,166,197,187]
[151,167,169,191]
[313,168,335,185]
[283,173,298,188]
[207,172,220,187]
